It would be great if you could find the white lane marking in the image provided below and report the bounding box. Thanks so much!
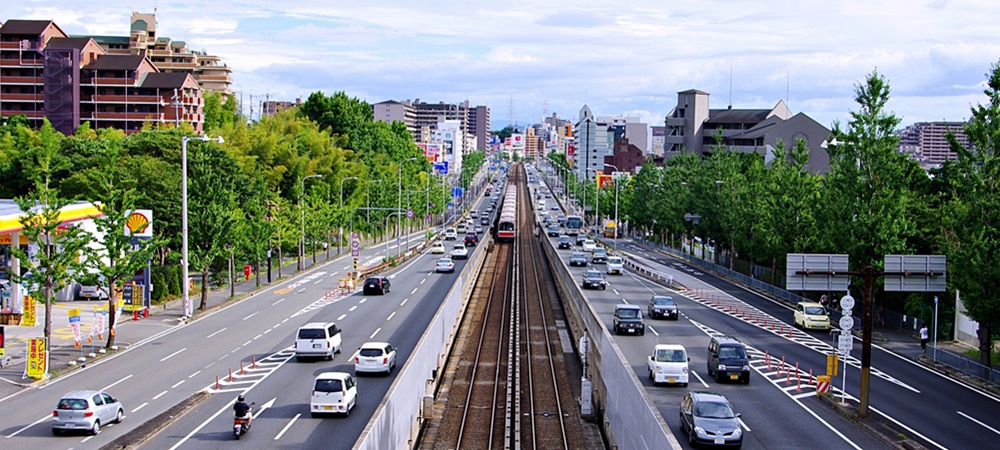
[359,298,367,304]
[613,289,620,295]
[243,340,252,347]
[243,312,258,321]
[871,406,946,450]
[343,265,351,270]
[349,306,358,312]
[387,311,396,321]
[189,370,201,378]
[102,374,135,391]
[647,326,659,336]
[254,334,263,340]
[272,298,285,306]
[207,328,227,339]
[5,414,52,438]
[622,299,629,304]
[337,314,347,321]
[401,298,408,306]
[314,279,323,285]
[296,288,306,294]
[411,288,418,295]
[132,402,149,413]
[691,371,710,388]
[275,413,301,440]
[171,380,185,389]
[152,390,168,400]
[370,328,381,339]
[738,417,752,432]
[957,411,1000,435]
[81,435,95,443]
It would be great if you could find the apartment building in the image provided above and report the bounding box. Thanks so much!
[663,89,830,173]
[650,126,665,156]
[86,12,233,96]
[263,98,303,116]
[468,104,490,151]
[896,121,969,168]
[1,19,204,135]
[372,99,418,138]
[572,105,615,180]
[374,98,489,152]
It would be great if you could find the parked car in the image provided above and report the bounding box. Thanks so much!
[591,248,608,264]
[582,240,597,252]
[450,245,469,260]
[431,242,446,254]
[793,301,831,330]
[606,256,624,274]
[557,236,572,249]
[435,258,455,273]
[295,322,343,361]
[613,304,645,335]
[569,252,588,267]
[363,276,391,295]
[679,391,743,448]
[648,295,679,320]
[311,372,357,417]
[707,336,751,384]
[444,228,458,240]
[52,390,124,435]
[647,344,689,386]
[582,269,607,290]
[354,342,397,375]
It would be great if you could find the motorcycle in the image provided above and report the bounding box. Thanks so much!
[233,402,255,440]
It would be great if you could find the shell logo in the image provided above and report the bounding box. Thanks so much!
[126,212,150,234]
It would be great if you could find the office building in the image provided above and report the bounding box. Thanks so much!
[896,121,969,168]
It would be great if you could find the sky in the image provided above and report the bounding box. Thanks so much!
[4,1,1000,131]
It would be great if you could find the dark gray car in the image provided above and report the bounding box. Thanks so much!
[648,295,679,320]
[679,391,743,448]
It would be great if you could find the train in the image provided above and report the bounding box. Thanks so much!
[496,173,518,243]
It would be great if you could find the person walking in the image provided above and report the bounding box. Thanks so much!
[919,323,929,354]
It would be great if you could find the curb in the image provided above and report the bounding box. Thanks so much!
[99,390,211,449]
[817,394,927,450]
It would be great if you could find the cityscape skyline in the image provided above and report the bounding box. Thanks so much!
[2,1,999,130]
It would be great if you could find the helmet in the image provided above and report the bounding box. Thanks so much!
[237,394,245,402]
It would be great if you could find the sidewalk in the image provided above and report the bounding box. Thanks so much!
[0,249,346,398]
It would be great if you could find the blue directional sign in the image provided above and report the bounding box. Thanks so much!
[452,187,464,198]
[434,162,449,175]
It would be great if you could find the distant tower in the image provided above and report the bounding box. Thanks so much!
[542,100,549,122]
[507,95,516,129]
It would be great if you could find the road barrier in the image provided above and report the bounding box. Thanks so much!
[817,375,831,395]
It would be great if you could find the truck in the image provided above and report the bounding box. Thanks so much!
[602,220,617,238]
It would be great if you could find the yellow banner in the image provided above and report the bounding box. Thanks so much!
[0,234,29,245]
[26,337,47,379]
[22,296,36,327]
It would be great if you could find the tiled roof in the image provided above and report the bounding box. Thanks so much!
[83,54,146,70]
[707,108,772,124]
[45,37,95,50]
[140,72,191,89]
[0,19,54,35]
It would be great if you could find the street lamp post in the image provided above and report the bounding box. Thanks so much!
[367,179,382,226]
[397,157,417,253]
[339,176,358,256]
[604,163,620,245]
[182,134,224,318]
[299,174,322,271]
[385,211,403,262]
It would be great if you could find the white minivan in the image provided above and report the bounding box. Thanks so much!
[311,372,357,417]
[647,344,689,386]
[295,322,343,361]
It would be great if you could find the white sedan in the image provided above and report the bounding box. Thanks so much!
[431,242,446,254]
[451,245,469,260]
[582,239,597,252]
[354,342,397,375]
[435,258,455,273]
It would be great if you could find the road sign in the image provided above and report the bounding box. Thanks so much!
[406,209,414,219]
[839,314,854,331]
[883,255,946,292]
[786,253,850,291]
[351,232,359,240]
[838,334,854,354]
[840,295,855,311]
[351,249,359,257]
[351,240,360,249]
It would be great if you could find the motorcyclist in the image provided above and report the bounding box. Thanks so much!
[233,394,252,429]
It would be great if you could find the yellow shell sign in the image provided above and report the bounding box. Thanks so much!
[125,210,153,237]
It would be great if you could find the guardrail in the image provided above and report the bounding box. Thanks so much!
[354,231,491,450]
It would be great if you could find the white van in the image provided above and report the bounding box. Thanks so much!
[444,228,458,240]
[647,344,689,386]
[310,372,357,417]
[295,322,343,361]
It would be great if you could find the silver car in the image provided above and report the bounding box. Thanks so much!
[52,390,124,435]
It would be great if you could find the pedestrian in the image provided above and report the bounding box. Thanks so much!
[876,306,885,327]
[919,323,929,354]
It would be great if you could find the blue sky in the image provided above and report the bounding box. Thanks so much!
[4,1,1000,130]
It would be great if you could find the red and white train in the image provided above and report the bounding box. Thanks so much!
[496,179,517,242]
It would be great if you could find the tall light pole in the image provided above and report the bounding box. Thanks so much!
[339,176,358,256]
[385,211,403,262]
[299,174,322,270]
[367,179,382,225]
[182,134,224,318]
[604,163,620,243]
[397,157,417,251]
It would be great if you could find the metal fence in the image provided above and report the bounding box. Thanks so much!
[633,237,1000,388]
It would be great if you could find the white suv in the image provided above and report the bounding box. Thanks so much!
[295,322,343,361]
[606,256,624,275]
[444,228,458,240]
[311,372,357,417]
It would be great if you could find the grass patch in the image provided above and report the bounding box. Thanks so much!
[962,348,1000,366]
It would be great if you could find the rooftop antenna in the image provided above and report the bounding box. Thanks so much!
[507,95,515,128]
[786,71,790,109]
[728,61,733,109]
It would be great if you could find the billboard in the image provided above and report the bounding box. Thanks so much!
[512,133,525,148]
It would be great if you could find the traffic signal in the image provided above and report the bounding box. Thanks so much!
[0,326,5,350]
[353,258,358,270]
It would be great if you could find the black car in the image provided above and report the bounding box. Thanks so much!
[464,234,478,247]
[707,336,751,384]
[648,295,679,320]
[679,391,743,448]
[591,248,608,264]
[582,269,607,290]
[557,236,572,249]
[613,304,645,335]
[569,252,588,267]
[363,276,391,295]
[547,225,561,237]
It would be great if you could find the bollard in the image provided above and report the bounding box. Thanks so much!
[240,360,245,375]
[809,369,814,386]
[216,375,220,390]
[765,350,770,369]
[786,361,792,384]
[780,356,786,377]
[229,368,233,382]
[133,310,139,320]
[252,355,257,369]
[795,363,801,390]
[788,325,793,338]
[143,307,149,318]
[771,320,775,331]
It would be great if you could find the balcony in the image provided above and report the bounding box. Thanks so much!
[91,112,165,121]
[84,94,164,104]
[0,76,44,84]
[0,93,43,102]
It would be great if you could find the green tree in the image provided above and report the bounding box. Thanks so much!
[939,60,1000,367]
[204,91,238,132]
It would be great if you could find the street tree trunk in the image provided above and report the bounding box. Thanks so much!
[978,322,993,368]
